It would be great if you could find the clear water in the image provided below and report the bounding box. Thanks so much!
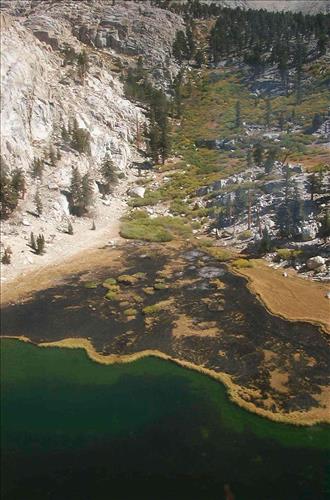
[1,339,329,500]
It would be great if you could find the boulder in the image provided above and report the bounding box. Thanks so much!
[306,256,326,270]
[129,186,145,198]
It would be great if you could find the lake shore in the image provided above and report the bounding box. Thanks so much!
[4,335,329,427]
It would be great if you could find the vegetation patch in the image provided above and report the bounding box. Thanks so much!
[117,274,139,286]
[120,211,192,242]
[104,290,119,301]
[84,281,100,289]
[232,258,253,269]
[102,278,117,289]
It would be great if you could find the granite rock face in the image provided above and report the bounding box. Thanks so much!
[0,1,184,220]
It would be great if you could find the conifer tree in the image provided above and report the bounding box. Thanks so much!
[11,168,26,198]
[101,155,118,194]
[35,234,45,255]
[34,189,43,216]
[259,227,272,254]
[2,247,11,265]
[253,143,264,167]
[67,221,74,235]
[265,98,272,128]
[0,170,19,219]
[70,167,82,215]
[30,232,37,251]
[235,100,241,128]
[81,173,94,209]
[31,158,44,180]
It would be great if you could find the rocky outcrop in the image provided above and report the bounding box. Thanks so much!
[0,1,184,223]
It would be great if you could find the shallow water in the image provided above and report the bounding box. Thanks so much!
[1,339,329,500]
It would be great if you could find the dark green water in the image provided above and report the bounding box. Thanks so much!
[1,339,329,500]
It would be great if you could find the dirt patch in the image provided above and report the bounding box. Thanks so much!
[270,370,289,394]
[172,314,221,338]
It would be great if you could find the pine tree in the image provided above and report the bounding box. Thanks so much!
[67,221,74,235]
[70,167,82,215]
[278,112,285,131]
[35,234,45,255]
[265,98,272,128]
[235,100,241,128]
[30,232,37,251]
[0,171,19,219]
[34,189,43,216]
[31,157,44,179]
[195,49,205,67]
[159,115,171,164]
[308,168,324,200]
[1,247,11,265]
[259,227,272,254]
[81,173,93,209]
[101,155,118,194]
[77,50,89,81]
[246,150,253,169]
[91,220,96,231]
[253,143,264,167]
[11,168,26,198]
[264,148,277,174]
[292,184,305,228]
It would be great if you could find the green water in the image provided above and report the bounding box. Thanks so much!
[1,339,329,499]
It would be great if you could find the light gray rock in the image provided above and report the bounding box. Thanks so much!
[129,186,145,198]
[306,256,326,270]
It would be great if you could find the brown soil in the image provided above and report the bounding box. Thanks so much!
[235,260,330,333]
[0,246,124,306]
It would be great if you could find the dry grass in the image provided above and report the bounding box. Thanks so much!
[235,259,330,333]
[35,337,330,426]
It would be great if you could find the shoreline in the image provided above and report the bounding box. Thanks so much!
[232,261,330,335]
[2,335,329,427]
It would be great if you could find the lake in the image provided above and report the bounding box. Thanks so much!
[1,338,329,500]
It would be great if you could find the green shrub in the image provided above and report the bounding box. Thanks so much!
[104,291,119,301]
[102,278,117,289]
[232,258,253,269]
[123,308,138,317]
[120,212,191,242]
[276,249,303,262]
[238,230,253,241]
[84,281,100,289]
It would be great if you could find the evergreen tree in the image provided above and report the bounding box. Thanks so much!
[292,184,305,228]
[81,173,94,209]
[278,112,285,131]
[276,203,294,238]
[70,167,82,215]
[70,119,91,154]
[253,143,264,167]
[91,220,96,231]
[35,234,46,255]
[265,97,272,127]
[246,150,253,169]
[0,170,19,219]
[30,232,37,251]
[264,147,277,174]
[173,30,189,62]
[308,168,324,200]
[31,157,44,179]
[235,100,241,128]
[11,168,26,198]
[195,49,205,67]
[101,155,118,194]
[67,221,74,235]
[1,247,11,265]
[159,115,171,164]
[34,189,43,216]
[259,227,272,254]
[77,50,89,81]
